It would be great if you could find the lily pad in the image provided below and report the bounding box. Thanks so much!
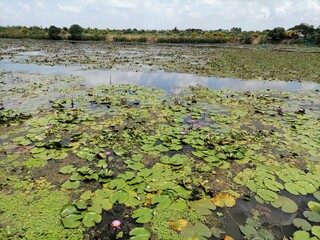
[61,213,83,229]
[59,165,76,174]
[60,204,80,218]
[308,201,320,214]
[151,194,173,209]
[239,224,257,238]
[181,222,212,240]
[129,227,152,240]
[263,178,283,192]
[293,218,312,231]
[109,190,129,204]
[60,204,82,229]
[256,189,278,202]
[82,211,102,227]
[314,191,320,201]
[61,180,80,189]
[293,230,310,240]
[168,219,188,231]
[212,192,236,207]
[109,179,126,190]
[311,226,320,238]
[190,198,216,215]
[303,211,320,223]
[271,196,298,213]
[132,207,153,223]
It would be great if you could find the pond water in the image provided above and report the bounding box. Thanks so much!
[1,60,320,93]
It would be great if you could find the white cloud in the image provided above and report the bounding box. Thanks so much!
[255,6,271,20]
[81,0,96,4]
[18,2,31,11]
[0,0,319,30]
[275,1,293,15]
[35,0,46,10]
[57,3,82,13]
[104,0,136,8]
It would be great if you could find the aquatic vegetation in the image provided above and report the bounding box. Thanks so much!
[0,67,319,239]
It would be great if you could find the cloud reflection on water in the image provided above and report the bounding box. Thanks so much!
[1,61,319,93]
[79,69,320,93]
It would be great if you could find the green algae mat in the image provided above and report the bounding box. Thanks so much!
[0,71,320,240]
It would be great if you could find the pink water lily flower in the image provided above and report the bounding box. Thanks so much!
[111,220,121,229]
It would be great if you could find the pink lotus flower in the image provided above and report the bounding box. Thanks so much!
[111,220,121,229]
[180,131,187,135]
[105,151,111,156]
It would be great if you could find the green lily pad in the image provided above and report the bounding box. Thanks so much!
[190,198,216,215]
[271,196,298,213]
[303,211,320,223]
[311,226,320,238]
[256,229,274,240]
[60,204,80,218]
[239,224,257,238]
[59,165,76,174]
[285,182,307,195]
[314,191,320,201]
[308,201,320,214]
[293,230,310,240]
[263,178,283,192]
[82,211,102,227]
[80,190,93,200]
[132,207,153,223]
[256,189,278,202]
[61,180,81,189]
[109,179,126,190]
[109,190,129,204]
[293,218,312,231]
[129,227,151,240]
[114,148,126,156]
[55,151,68,160]
[75,200,88,210]
[151,194,173,209]
[181,222,212,240]
[160,154,188,166]
[61,213,82,229]
[60,204,82,229]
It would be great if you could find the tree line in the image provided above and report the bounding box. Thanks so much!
[0,23,319,45]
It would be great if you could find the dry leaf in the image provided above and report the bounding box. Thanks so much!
[211,192,236,208]
[168,219,188,231]
[224,235,234,240]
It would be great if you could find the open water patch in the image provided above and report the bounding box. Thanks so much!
[1,60,319,93]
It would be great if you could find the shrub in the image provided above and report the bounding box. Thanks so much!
[48,25,61,40]
[268,27,286,41]
[69,24,83,40]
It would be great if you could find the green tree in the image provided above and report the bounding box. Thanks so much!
[268,27,285,41]
[69,24,83,40]
[48,25,61,40]
[289,23,314,39]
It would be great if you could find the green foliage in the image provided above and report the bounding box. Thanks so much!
[69,24,84,40]
[113,36,147,42]
[268,27,286,41]
[157,36,229,44]
[48,25,61,40]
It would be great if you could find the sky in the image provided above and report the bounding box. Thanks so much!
[0,0,319,31]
